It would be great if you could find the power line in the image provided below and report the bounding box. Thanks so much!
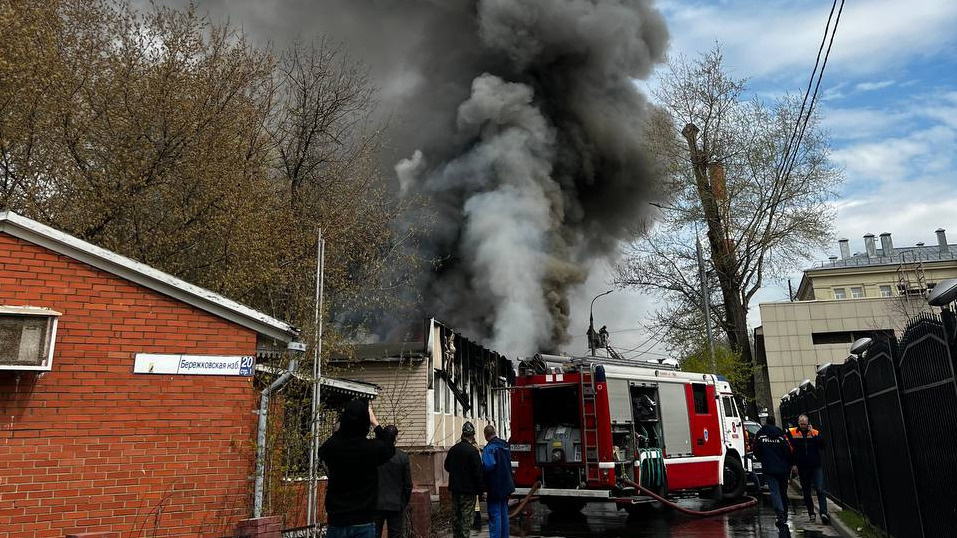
[776,0,845,184]
[568,327,659,339]
[783,0,846,179]
[613,325,667,356]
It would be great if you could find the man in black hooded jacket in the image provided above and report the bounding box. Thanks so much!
[753,415,795,530]
[319,398,395,538]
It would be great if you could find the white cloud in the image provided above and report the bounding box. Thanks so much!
[660,0,957,79]
[855,80,895,92]
[831,123,955,184]
[820,106,911,139]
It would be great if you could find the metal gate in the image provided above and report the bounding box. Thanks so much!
[840,357,885,529]
[896,313,957,537]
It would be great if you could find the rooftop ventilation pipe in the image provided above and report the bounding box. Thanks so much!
[879,232,893,257]
[254,348,301,518]
[937,228,948,255]
[838,238,850,259]
[864,233,877,258]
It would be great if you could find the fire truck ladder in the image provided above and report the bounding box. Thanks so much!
[579,365,601,484]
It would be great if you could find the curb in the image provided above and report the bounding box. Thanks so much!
[785,482,861,538]
[828,509,863,538]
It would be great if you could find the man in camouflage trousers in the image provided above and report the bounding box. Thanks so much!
[445,422,483,538]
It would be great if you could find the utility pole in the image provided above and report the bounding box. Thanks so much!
[697,236,717,374]
[589,290,613,356]
[306,231,325,534]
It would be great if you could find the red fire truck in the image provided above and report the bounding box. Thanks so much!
[509,354,749,513]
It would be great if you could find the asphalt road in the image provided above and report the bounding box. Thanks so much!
[473,489,842,538]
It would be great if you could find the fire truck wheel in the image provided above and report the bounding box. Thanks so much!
[541,498,587,513]
[721,457,747,500]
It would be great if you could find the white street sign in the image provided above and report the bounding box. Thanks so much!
[133,353,255,376]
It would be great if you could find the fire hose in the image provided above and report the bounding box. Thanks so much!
[505,478,754,519]
[508,481,541,518]
[620,477,757,517]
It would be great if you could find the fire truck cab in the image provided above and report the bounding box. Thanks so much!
[509,354,748,513]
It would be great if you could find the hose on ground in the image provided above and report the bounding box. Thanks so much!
[620,477,757,517]
[508,481,541,518]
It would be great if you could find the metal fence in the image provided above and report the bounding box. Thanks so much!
[778,310,957,538]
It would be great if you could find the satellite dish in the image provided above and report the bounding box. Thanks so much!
[800,379,812,389]
[928,278,957,306]
[816,363,832,374]
[850,337,874,356]
[789,387,799,395]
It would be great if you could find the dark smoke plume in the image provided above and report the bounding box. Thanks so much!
[164,0,669,356]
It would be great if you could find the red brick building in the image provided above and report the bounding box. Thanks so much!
[0,211,298,537]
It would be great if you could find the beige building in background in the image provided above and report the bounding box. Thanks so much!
[755,229,957,420]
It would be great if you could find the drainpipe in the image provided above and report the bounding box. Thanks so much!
[254,353,300,518]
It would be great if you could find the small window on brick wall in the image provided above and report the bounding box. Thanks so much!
[0,306,60,371]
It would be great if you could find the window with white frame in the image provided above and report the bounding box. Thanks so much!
[445,377,452,414]
[851,286,864,298]
[0,306,60,371]
[833,288,847,300]
[879,285,893,297]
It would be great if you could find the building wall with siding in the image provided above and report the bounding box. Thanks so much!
[339,360,430,447]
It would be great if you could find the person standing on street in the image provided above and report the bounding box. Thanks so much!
[375,425,413,538]
[444,422,483,538]
[482,424,514,538]
[788,415,829,525]
[753,415,796,530]
[319,399,395,538]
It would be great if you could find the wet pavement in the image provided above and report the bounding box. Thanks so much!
[472,488,842,538]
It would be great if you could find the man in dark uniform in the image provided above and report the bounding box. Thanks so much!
[753,415,796,530]
[319,399,395,538]
[375,425,413,538]
[444,422,483,538]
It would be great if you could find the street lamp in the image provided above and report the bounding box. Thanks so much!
[588,289,614,356]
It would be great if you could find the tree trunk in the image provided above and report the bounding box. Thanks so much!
[682,123,754,404]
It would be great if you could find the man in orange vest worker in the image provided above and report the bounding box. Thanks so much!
[788,414,830,525]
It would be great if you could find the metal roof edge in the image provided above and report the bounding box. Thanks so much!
[0,211,298,342]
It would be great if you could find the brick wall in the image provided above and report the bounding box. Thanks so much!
[0,233,261,537]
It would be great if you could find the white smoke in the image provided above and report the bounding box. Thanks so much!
[400,74,566,355]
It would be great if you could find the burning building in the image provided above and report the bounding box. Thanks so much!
[329,319,514,494]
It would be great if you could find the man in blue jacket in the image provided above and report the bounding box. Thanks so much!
[753,415,796,530]
[788,415,829,525]
[482,424,514,538]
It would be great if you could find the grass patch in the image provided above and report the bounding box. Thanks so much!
[836,508,886,538]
